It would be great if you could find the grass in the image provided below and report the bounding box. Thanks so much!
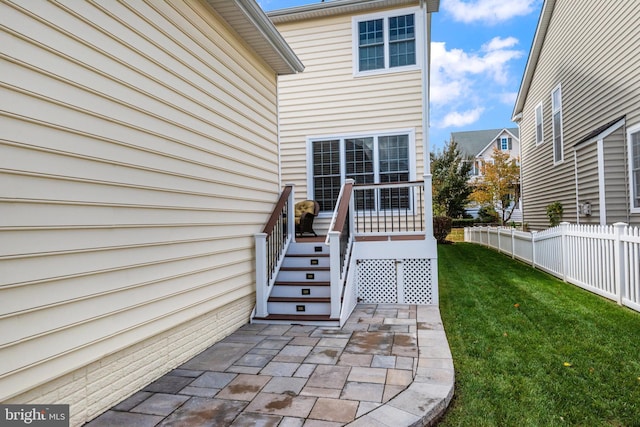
[437,243,640,427]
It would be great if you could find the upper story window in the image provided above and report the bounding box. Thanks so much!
[353,8,421,76]
[627,124,640,212]
[535,102,544,145]
[551,84,564,164]
[500,137,512,151]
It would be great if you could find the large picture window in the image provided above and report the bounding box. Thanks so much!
[309,132,414,212]
[551,85,563,164]
[354,9,419,75]
[627,124,640,212]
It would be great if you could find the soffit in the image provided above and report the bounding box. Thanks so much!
[268,0,440,24]
[204,0,304,74]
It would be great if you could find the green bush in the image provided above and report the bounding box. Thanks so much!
[546,201,564,227]
[433,216,452,244]
[477,205,498,223]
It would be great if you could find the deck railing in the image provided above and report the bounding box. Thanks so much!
[352,181,425,235]
[254,185,294,318]
[326,179,355,320]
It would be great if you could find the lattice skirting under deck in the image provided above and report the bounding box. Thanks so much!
[357,258,433,304]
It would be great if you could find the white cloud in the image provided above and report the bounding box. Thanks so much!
[443,0,538,24]
[483,36,519,51]
[438,108,485,128]
[499,92,518,105]
[430,38,523,105]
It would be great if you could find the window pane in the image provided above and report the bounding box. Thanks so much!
[553,111,562,162]
[359,19,384,71]
[345,138,374,183]
[379,135,409,208]
[312,140,341,211]
[389,14,415,67]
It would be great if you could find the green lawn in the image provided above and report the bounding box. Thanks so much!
[437,243,640,427]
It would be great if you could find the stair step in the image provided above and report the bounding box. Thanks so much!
[268,297,330,303]
[252,314,338,322]
[279,267,330,271]
[274,281,329,286]
[286,253,329,257]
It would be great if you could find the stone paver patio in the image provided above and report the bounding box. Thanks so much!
[85,304,453,426]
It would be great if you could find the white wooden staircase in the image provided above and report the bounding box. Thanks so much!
[252,239,340,326]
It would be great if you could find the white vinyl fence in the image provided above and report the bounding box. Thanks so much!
[465,222,640,313]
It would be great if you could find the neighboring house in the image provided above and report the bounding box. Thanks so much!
[451,128,522,222]
[0,1,302,425]
[269,0,439,224]
[512,0,640,229]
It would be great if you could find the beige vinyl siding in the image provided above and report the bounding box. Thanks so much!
[0,0,279,408]
[275,8,424,207]
[603,127,631,224]
[575,143,601,225]
[519,1,640,229]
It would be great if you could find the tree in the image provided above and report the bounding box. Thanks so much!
[471,147,520,225]
[431,139,473,218]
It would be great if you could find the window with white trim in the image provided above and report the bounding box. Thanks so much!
[310,131,414,212]
[551,85,564,163]
[353,8,420,75]
[500,137,512,151]
[535,102,543,144]
[627,124,640,212]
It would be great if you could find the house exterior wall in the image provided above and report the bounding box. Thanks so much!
[0,0,283,421]
[603,127,630,224]
[274,4,425,224]
[516,0,640,229]
[575,142,602,225]
[477,129,520,163]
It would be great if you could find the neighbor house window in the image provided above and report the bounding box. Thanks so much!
[535,102,544,144]
[627,124,640,212]
[551,85,564,163]
[354,9,419,74]
[500,137,512,151]
[310,131,414,212]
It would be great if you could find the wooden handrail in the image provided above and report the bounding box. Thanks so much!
[332,181,353,233]
[262,185,292,234]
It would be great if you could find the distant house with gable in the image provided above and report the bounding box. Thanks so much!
[451,128,522,222]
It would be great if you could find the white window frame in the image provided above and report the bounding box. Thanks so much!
[352,7,423,77]
[535,102,544,145]
[307,129,416,215]
[551,84,564,164]
[627,123,640,214]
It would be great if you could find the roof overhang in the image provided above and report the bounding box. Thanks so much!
[511,0,556,121]
[268,0,440,24]
[204,0,304,75]
[573,116,626,149]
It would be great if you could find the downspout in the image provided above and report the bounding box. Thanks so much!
[420,0,434,239]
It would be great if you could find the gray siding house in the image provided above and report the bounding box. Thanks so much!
[512,0,640,229]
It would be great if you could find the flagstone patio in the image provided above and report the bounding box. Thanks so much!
[84,304,453,426]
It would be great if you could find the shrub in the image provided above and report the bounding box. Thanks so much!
[477,205,498,223]
[433,216,452,244]
[546,201,564,227]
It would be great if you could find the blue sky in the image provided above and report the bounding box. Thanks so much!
[260,0,543,152]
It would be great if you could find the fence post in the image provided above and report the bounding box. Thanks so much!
[613,222,628,306]
[497,227,502,253]
[531,230,537,268]
[254,233,268,318]
[511,227,515,259]
[560,222,569,282]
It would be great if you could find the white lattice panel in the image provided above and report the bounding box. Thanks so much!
[402,259,433,304]
[357,259,397,303]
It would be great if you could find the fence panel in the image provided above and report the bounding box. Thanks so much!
[622,226,640,311]
[512,231,533,264]
[464,223,640,315]
[564,225,617,300]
